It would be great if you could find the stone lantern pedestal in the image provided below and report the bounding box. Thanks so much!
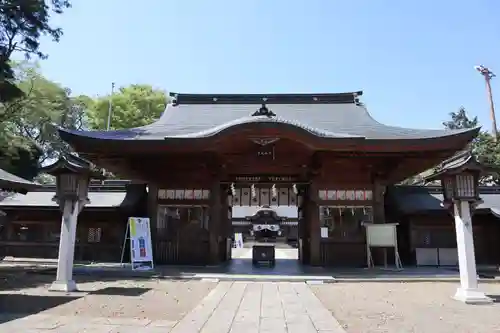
[451,200,491,304]
[426,151,494,304]
[39,154,103,292]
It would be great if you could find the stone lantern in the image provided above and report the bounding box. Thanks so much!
[40,154,103,292]
[425,151,496,304]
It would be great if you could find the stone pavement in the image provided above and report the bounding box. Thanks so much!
[0,282,346,332]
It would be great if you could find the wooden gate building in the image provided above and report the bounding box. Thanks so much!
[55,91,479,266]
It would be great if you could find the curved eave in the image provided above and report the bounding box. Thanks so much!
[40,156,105,179]
[57,123,366,153]
[58,125,480,154]
[41,158,88,175]
[360,127,480,152]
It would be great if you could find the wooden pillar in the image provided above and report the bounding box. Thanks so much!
[147,183,159,262]
[209,180,221,264]
[220,184,230,262]
[308,182,321,266]
[371,179,388,266]
[372,180,386,224]
[298,186,308,264]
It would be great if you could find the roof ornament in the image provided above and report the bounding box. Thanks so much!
[171,93,179,106]
[252,104,276,118]
[353,92,362,105]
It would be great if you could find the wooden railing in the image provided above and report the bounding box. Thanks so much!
[155,239,210,265]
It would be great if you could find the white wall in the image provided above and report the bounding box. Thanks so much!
[231,205,298,218]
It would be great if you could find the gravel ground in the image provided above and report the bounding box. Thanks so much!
[0,274,216,322]
[311,282,500,333]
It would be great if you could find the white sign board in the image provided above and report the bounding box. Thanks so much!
[364,223,398,247]
[320,227,329,238]
[128,217,154,271]
[234,233,244,249]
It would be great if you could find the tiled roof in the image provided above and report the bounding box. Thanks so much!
[0,168,40,194]
[0,190,126,208]
[58,92,478,142]
[389,185,500,217]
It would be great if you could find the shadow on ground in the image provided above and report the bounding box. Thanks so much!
[89,286,151,297]
[0,293,81,324]
[486,294,500,303]
[0,265,184,293]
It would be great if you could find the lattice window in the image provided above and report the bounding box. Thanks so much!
[319,206,372,240]
[87,227,102,243]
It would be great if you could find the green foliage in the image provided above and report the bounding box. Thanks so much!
[0,144,41,180]
[86,84,168,130]
[401,107,498,185]
[0,0,71,103]
[443,107,500,184]
[442,107,478,130]
[0,61,87,177]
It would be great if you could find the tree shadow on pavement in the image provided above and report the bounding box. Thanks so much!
[0,294,81,324]
[89,286,151,297]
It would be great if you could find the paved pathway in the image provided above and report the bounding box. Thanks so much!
[171,281,345,333]
[0,282,344,332]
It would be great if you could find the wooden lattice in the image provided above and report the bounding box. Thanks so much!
[87,227,102,243]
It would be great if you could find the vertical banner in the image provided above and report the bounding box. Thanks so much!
[128,217,154,271]
[234,233,244,249]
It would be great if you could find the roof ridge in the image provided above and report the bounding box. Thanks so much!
[170,92,362,105]
[166,115,364,139]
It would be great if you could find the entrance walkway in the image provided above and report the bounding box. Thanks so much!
[226,248,312,277]
[232,248,298,260]
[171,281,346,333]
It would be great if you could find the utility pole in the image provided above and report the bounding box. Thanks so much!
[106,82,115,131]
[475,65,497,140]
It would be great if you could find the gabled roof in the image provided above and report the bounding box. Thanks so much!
[40,153,104,178]
[58,92,478,149]
[0,168,40,194]
[388,185,500,217]
[0,190,126,209]
[244,205,286,220]
[425,150,499,181]
[0,181,146,210]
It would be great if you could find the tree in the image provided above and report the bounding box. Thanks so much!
[442,107,478,130]
[401,107,494,185]
[0,62,88,178]
[86,84,168,130]
[0,0,71,103]
[443,107,500,184]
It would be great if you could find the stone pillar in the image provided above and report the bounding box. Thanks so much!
[453,200,492,304]
[50,199,83,292]
[209,181,221,264]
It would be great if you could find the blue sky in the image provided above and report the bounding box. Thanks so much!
[37,0,500,131]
